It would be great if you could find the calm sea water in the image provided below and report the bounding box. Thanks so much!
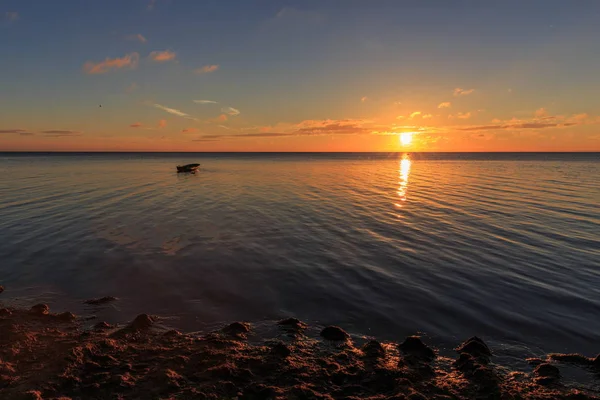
[1,153,599,360]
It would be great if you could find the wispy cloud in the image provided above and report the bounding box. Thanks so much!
[127,34,147,43]
[130,122,143,128]
[19,132,34,136]
[361,96,368,103]
[221,107,240,116]
[453,88,475,96]
[534,107,548,118]
[458,122,577,131]
[182,128,199,134]
[409,111,421,119]
[422,114,433,119]
[152,103,197,121]
[571,113,589,121]
[83,53,139,74]
[42,130,83,137]
[194,65,219,74]
[158,119,167,128]
[149,50,176,62]
[125,82,138,93]
[194,100,218,104]
[438,102,451,109]
[217,114,228,122]
[457,112,471,119]
[0,129,26,134]
[4,11,18,22]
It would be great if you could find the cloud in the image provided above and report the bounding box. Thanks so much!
[361,96,368,103]
[217,114,228,122]
[422,114,433,119]
[453,88,475,96]
[194,65,219,74]
[491,118,501,123]
[182,128,199,134]
[221,107,240,116]
[193,100,218,104]
[534,108,548,118]
[409,111,421,119]
[438,102,451,109]
[457,112,471,119]
[83,53,139,74]
[19,132,34,136]
[571,113,589,121]
[130,122,143,128]
[149,50,176,62]
[0,129,26,134]
[459,122,577,131]
[42,130,82,137]
[158,119,167,128]
[4,11,18,22]
[152,103,197,121]
[127,34,147,43]
[125,82,138,93]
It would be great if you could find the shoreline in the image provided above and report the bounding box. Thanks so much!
[1,297,599,399]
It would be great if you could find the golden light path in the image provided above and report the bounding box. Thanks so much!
[396,155,412,207]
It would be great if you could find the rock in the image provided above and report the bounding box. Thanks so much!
[94,321,112,330]
[23,391,44,400]
[320,326,350,341]
[30,304,49,315]
[163,329,182,337]
[549,353,592,365]
[56,311,77,321]
[0,308,12,317]
[399,336,435,361]
[534,363,560,378]
[455,336,492,359]
[222,322,250,336]
[593,354,600,368]
[277,317,307,331]
[129,314,154,330]
[84,296,118,305]
[270,342,291,358]
[362,340,385,357]
[453,353,477,373]
[0,285,4,294]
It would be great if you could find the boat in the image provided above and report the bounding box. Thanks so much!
[176,163,200,173]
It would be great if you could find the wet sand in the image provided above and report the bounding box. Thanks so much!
[0,299,599,399]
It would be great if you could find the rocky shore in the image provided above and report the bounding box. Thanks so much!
[0,299,599,399]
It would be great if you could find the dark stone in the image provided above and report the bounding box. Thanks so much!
[593,354,600,368]
[407,392,427,400]
[0,308,12,317]
[549,353,592,365]
[270,342,291,358]
[320,326,350,341]
[163,329,182,337]
[56,311,76,321]
[453,353,477,373]
[30,303,49,315]
[534,363,560,378]
[241,384,281,399]
[222,321,250,336]
[277,317,307,331]
[362,340,385,357]
[84,296,118,305]
[0,285,4,294]
[399,336,435,361]
[94,321,112,330]
[455,336,492,359]
[129,314,154,330]
[23,391,43,400]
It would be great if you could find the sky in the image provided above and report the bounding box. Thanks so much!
[1,0,599,152]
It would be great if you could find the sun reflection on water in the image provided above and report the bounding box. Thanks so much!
[396,155,411,206]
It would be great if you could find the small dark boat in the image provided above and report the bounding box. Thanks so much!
[176,163,200,173]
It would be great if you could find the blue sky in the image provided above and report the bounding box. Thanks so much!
[1,0,599,151]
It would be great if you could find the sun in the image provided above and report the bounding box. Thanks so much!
[400,132,413,146]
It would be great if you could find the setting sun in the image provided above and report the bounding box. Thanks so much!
[400,132,413,146]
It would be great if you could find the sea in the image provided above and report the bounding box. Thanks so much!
[0,152,599,367]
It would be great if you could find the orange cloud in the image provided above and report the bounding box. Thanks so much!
[409,111,421,119]
[194,65,219,74]
[127,34,147,43]
[422,114,433,119]
[83,53,140,74]
[361,96,368,103]
[182,128,199,134]
[130,122,143,128]
[457,112,471,119]
[453,88,475,96]
[149,50,176,62]
[158,119,167,128]
[218,114,228,122]
[534,108,548,118]
[571,113,589,121]
[438,102,451,109]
